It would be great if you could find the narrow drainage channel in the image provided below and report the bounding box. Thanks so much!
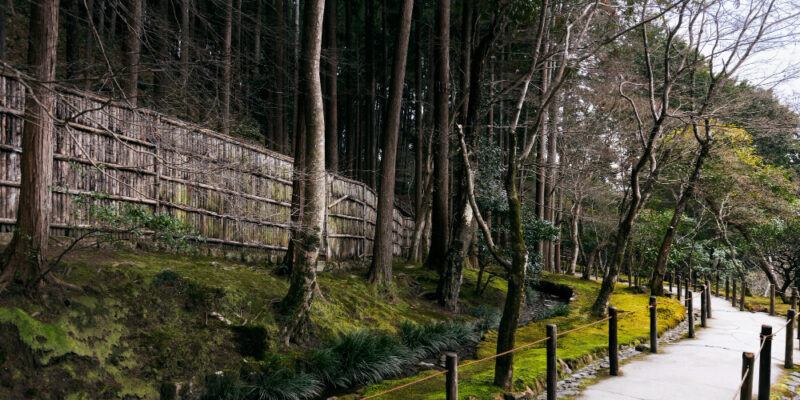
[332,281,572,400]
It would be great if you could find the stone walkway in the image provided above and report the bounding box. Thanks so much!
[574,295,800,400]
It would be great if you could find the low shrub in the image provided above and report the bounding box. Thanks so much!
[533,304,570,322]
[468,304,502,332]
[306,330,412,388]
[400,321,476,359]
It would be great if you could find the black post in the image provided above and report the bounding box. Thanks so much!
[741,281,746,311]
[686,274,691,300]
[770,284,776,316]
[758,325,772,400]
[547,324,557,400]
[677,276,682,301]
[445,352,457,400]
[726,277,730,301]
[732,279,738,307]
[741,352,755,400]
[791,288,797,312]
[609,306,619,376]
[687,293,695,338]
[706,281,713,319]
[715,272,720,296]
[787,309,795,369]
[701,286,708,328]
[649,296,658,353]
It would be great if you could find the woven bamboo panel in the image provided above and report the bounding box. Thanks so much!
[0,73,413,260]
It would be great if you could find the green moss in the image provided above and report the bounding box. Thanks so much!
[0,308,73,364]
[357,274,686,399]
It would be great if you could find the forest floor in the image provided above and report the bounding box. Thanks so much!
[577,294,799,400]
[0,243,684,399]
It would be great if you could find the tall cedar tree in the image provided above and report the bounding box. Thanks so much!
[0,0,60,289]
[278,0,326,344]
[425,0,450,273]
[368,0,415,284]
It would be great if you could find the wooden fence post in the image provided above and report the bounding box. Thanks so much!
[791,288,797,311]
[650,296,658,353]
[758,325,772,400]
[741,352,755,400]
[701,286,708,328]
[726,277,730,301]
[706,281,713,319]
[770,284,776,316]
[685,275,691,300]
[741,281,746,311]
[677,276,682,300]
[445,352,457,400]
[687,293,695,339]
[547,324,557,400]
[715,272,719,296]
[609,306,618,376]
[787,309,795,369]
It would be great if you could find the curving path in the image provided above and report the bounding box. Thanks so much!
[578,294,799,400]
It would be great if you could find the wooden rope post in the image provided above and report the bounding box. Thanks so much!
[649,296,658,353]
[741,352,755,400]
[791,287,797,312]
[701,286,708,328]
[726,277,730,301]
[732,279,738,307]
[770,284,776,316]
[609,306,619,376]
[741,281,746,311]
[787,309,795,369]
[677,276,682,301]
[706,281,713,319]
[715,272,719,296]
[445,352,457,400]
[685,274,691,300]
[758,325,772,400]
[547,324,558,400]
[687,293,695,338]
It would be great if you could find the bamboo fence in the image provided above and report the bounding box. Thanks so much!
[0,72,413,261]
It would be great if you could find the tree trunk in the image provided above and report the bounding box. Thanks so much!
[568,199,581,275]
[494,121,527,390]
[152,0,169,109]
[0,0,60,289]
[650,136,710,295]
[274,0,287,153]
[64,0,81,80]
[279,0,326,344]
[123,0,141,105]
[180,0,191,115]
[83,0,95,90]
[322,0,337,170]
[363,0,376,186]
[368,0,414,284]
[425,0,450,273]
[0,0,6,61]
[221,0,232,135]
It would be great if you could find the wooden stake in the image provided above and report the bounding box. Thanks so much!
[758,325,772,400]
[609,307,619,376]
[547,324,557,400]
[741,352,754,400]
[445,352,458,400]
[650,296,658,353]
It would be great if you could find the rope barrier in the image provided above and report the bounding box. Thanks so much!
[360,370,449,400]
[361,298,668,399]
[730,366,751,400]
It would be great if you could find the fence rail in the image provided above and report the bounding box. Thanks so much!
[0,72,413,261]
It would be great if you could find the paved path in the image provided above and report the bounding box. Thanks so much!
[578,294,799,400]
